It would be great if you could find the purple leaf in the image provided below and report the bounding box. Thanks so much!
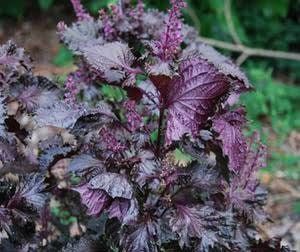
[122,199,139,225]
[68,154,104,173]
[169,205,204,247]
[88,172,133,199]
[35,102,100,129]
[169,205,232,249]
[190,162,220,192]
[58,19,103,55]
[16,85,56,112]
[0,41,32,87]
[107,198,138,224]
[164,57,230,144]
[239,132,267,187]
[39,145,73,171]
[212,107,248,173]
[134,151,160,188]
[10,75,60,112]
[62,237,98,252]
[107,198,130,220]
[229,133,267,220]
[84,42,139,86]
[9,174,47,211]
[0,137,17,164]
[183,42,251,97]
[0,41,31,70]
[121,220,160,252]
[0,207,11,235]
[147,59,175,83]
[73,184,109,216]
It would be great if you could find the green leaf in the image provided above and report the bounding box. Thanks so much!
[172,148,194,167]
[292,201,300,214]
[150,129,158,143]
[100,85,126,102]
[53,46,74,67]
[38,0,54,11]
[87,0,117,14]
[51,206,60,216]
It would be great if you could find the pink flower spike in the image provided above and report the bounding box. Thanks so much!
[64,74,79,104]
[124,100,142,132]
[99,9,117,41]
[152,0,186,61]
[70,0,92,21]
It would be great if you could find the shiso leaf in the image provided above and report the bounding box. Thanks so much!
[88,172,133,199]
[73,184,109,216]
[58,19,103,55]
[10,174,47,211]
[68,154,104,173]
[212,107,247,173]
[84,42,138,86]
[165,57,230,144]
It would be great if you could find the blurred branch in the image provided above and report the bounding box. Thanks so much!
[187,0,300,65]
[198,36,300,62]
[236,52,249,66]
[224,0,242,45]
[193,0,300,65]
[186,4,201,33]
[224,0,249,65]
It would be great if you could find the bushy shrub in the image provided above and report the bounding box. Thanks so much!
[0,0,292,251]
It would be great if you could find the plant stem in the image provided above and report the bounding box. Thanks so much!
[156,106,165,156]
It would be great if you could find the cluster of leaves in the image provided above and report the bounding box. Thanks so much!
[0,0,293,251]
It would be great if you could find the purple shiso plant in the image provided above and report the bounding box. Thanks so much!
[0,0,293,251]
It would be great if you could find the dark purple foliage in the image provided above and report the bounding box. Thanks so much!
[229,132,268,222]
[73,184,109,216]
[0,96,6,137]
[121,219,160,252]
[164,57,230,144]
[88,172,133,199]
[84,41,141,86]
[0,0,291,251]
[0,40,32,88]
[212,107,248,172]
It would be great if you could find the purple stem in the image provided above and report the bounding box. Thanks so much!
[156,105,165,156]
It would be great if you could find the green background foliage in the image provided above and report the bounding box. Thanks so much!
[0,0,299,178]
